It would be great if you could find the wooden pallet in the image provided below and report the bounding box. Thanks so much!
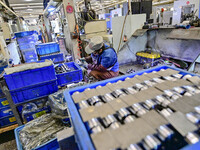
[0,124,18,134]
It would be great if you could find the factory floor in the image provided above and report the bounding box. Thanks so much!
[0,130,17,150]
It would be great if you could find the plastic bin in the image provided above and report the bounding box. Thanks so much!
[22,49,38,62]
[40,53,64,64]
[64,65,200,150]
[23,106,51,122]
[0,64,8,74]
[56,62,83,86]
[0,115,16,128]
[0,97,9,108]
[15,31,37,38]
[10,79,58,104]
[17,35,38,43]
[36,42,60,56]
[15,125,59,150]
[0,106,13,118]
[4,65,56,91]
[19,42,36,50]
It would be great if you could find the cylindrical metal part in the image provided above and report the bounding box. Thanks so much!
[103,93,115,102]
[126,87,137,94]
[152,78,164,83]
[128,144,142,150]
[195,106,200,114]
[132,103,146,116]
[157,125,174,140]
[112,89,126,98]
[143,135,161,150]
[88,96,103,106]
[144,80,156,87]
[172,74,183,79]
[145,99,156,109]
[186,112,200,124]
[78,100,89,109]
[159,108,173,118]
[186,132,199,144]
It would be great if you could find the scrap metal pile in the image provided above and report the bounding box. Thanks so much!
[72,68,200,150]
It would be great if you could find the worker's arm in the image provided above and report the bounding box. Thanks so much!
[88,56,114,72]
[88,64,107,72]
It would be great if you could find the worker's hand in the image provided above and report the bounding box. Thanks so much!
[83,62,88,69]
[79,58,86,63]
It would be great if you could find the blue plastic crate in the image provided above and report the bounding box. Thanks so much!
[0,98,9,108]
[0,64,8,74]
[0,106,13,118]
[40,53,64,64]
[64,65,200,150]
[56,62,83,86]
[19,42,36,50]
[15,31,37,38]
[36,42,60,56]
[25,58,38,63]
[17,98,48,113]
[17,35,38,44]
[10,79,58,104]
[23,106,51,122]
[15,125,59,150]
[4,65,56,91]
[22,50,38,62]
[0,115,16,128]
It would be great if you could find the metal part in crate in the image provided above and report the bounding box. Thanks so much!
[56,62,83,87]
[64,65,200,150]
[40,53,64,64]
[36,42,60,56]
[15,125,59,150]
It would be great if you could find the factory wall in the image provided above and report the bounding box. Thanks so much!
[118,29,200,65]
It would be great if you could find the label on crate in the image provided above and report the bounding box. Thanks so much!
[1,100,9,106]
[9,117,16,122]
[33,110,46,119]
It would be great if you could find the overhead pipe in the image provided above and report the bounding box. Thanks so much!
[0,1,18,17]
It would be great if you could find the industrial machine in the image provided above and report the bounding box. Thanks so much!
[172,0,200,25]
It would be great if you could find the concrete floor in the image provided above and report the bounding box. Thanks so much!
[0,130,17,150]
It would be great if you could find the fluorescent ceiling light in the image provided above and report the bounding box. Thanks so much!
[25,0,33,1]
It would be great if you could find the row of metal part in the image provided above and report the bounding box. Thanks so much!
[78,74,198,110]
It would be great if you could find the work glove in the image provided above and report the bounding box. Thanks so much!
[83,62,89,69]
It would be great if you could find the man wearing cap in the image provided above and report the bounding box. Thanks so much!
[81,36,119,80]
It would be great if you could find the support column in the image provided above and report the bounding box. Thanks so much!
[63,0,79,60]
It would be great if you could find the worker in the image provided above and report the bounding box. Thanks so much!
[81,36,119,80]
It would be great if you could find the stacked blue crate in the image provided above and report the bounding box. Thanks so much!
[36,42,65,64]
[15,31,38,63]
[4,64,58,104]
[0,97,16,128]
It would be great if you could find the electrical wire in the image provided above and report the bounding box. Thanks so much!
[117,10,130,53]
[75,24,83,58]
